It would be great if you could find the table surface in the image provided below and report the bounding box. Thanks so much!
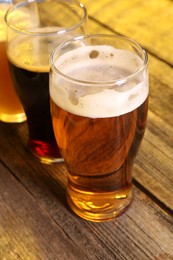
[0,0,173,259]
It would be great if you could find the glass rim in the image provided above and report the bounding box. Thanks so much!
[50,34,148,86]
[4,0,87,36]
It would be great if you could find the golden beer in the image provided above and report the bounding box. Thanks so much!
[50,35,149,221]
[0,3,26,123]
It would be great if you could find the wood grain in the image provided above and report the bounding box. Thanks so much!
[0,0,173,259]
[0,152,173,260]
[0,118,173,259]
[83,0,173,64]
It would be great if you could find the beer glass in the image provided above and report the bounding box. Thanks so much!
[5,0,87,163]
[50,34,149,221]
[0,0,26,123]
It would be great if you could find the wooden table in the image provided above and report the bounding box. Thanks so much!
[0,0,173,259]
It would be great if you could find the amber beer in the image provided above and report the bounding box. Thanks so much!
[50,35,149,221]
[0,3,25,123]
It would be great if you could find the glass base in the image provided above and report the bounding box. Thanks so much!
[28,139,63,164]
[67,185,132,222]
[31,152,64,164]
[0,112,26,123]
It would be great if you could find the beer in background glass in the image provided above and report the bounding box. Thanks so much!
[0,1,26,123]
[5,0,87,163]
[50,34,149,221]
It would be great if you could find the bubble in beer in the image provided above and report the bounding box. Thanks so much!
[89,50,99,59]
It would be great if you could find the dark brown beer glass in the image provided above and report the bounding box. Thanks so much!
[5,0,87,163]
[50,34,149,221]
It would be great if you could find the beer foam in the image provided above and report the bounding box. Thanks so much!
[50,45,148,118]
[7,26,70,72]
[8,35,51,72]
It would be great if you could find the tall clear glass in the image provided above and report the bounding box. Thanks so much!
[5,0,87,163]
[50,34,149,221]
[0,0,26,123]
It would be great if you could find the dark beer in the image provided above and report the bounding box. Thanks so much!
[9,61,61,162]
[5,0,87,162]
[50,41,149,221]
[6,23,64,162]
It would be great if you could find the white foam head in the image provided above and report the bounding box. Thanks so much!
[7,26,75,72]
[50,45,149,118]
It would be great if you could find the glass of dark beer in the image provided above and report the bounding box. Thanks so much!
[50,34,149,221]
[5,0,87,163]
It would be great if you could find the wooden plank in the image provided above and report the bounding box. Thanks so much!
[133,54,173,210]
[83,0,173,64]
[133,110,173,210]
[0,159,173,260]
[0,163,88,260]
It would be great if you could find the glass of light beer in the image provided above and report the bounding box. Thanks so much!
[50,34,149,221]
[5,0,87,163]
[0,1,26,123]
